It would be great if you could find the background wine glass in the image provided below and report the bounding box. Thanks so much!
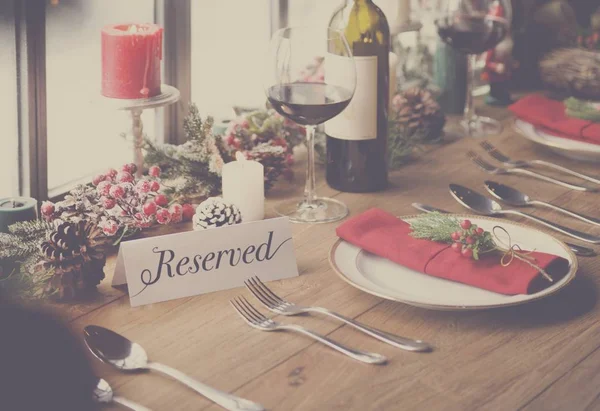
[264,27,356,223]
[435,0,511,137]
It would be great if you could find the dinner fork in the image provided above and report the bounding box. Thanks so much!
[244,277,431,352]
[230,296,387,364]
[466,151,595,192]
[480,141,600,185]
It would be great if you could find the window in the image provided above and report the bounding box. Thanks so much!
[0,1,19,197]
[45,0,156,196]
[9,0,411,200]
[191,0,272,120]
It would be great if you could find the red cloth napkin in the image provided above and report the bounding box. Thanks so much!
[509,94,600,145]
[336,208,568,295]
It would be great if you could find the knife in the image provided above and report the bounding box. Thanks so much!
[410,203,597,257]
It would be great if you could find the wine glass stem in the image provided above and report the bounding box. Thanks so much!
[464,54,478,126]
[304,125,317,206]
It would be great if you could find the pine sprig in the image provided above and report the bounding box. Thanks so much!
[0,220,54,261]
[409,212,460,242]
[409,213,496,261]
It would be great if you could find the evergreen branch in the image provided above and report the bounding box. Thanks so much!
[409,212,460,242]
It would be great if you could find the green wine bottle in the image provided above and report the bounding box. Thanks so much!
[326,0,390,193]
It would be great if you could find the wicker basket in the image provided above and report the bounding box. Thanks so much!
[539,48,600,101]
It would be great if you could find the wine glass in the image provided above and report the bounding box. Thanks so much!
[264,27,356,223]
[435,0,511,137]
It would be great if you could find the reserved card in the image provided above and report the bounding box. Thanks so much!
[113,217,298,307]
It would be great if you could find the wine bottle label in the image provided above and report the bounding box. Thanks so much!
[324,54,378,141]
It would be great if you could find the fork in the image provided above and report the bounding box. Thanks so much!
[230,296,387,364]
[480,141,600,185]
[466,151,595,192]
[244,277,432,352]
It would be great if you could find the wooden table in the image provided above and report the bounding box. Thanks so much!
[61,106,600,411]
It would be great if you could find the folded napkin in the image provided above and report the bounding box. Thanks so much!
[509,94,600,145]
[336,208,568,295]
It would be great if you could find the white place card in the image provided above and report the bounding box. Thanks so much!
[113,217,298,307]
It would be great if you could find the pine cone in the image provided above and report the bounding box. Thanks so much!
[392,88,446,142]
[540,48,600,100]
[40,220,107,301]
[193,197,242,230]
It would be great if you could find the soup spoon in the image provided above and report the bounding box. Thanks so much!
[84,325,264,411]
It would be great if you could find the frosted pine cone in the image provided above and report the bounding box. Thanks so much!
[193,197,242,230]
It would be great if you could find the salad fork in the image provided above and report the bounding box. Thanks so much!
[466,151,595,192]
[230,296,387,364]
[480,141,600,185]
[244,277,431,352]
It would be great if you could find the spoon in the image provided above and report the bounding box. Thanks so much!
[84,326,265,411]
[411,202,596,257]
[94,378,152,411]
[484,181,600,228]
[449,184,600,244]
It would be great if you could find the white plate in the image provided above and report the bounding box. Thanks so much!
[329,215,578,311]
[514,119,600,163]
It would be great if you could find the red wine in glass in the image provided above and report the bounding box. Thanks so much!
[436,14,509,54]
[267,82,353,126]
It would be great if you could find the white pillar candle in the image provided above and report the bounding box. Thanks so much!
[222,152,265,222]
[396,0,411,27]
[389,52,399,105]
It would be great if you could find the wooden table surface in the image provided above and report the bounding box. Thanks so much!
[59,106,600,411]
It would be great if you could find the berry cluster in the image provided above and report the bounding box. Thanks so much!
[450,219,486,260]
[41,164,195,238]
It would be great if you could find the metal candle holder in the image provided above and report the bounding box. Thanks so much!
[103,84,180,176]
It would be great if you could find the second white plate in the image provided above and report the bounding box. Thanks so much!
[514,119,600,163]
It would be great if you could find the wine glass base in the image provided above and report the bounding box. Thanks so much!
[274,197,349,224]
[461,115,503,138]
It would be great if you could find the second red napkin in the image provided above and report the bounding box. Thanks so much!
[509,94,600,145]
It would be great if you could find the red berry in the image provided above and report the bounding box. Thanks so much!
[116,171,134,183]
[122,163,138,174]
[143,201,157,216]
[451,231,461,242]
[109,185,125,199]
[102,220,118,236]
[154,194,168,207]
[150,181,160,192]
[182,204,195,221]
[465,236,475,245]
[40,201,55,217]
[97,181,112,197]
[102,197,116,210]
[92,174,106,186]
[169,204,183,223]
[156,208,171,224]
[461,247,473,259]
[476,227,484,236]
[136,180,151,193]
[106,168,118,179]
[460,220,472,230]
[148,166,161,178]
[451,242,462,253]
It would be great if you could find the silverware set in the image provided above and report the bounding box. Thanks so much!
[449,183,600,244]
[467,141,599,192]
[85,325,265,411]
[231,276,432,365]
[411,203,596,257]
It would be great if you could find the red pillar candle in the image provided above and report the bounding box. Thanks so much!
[102,23,163,99]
